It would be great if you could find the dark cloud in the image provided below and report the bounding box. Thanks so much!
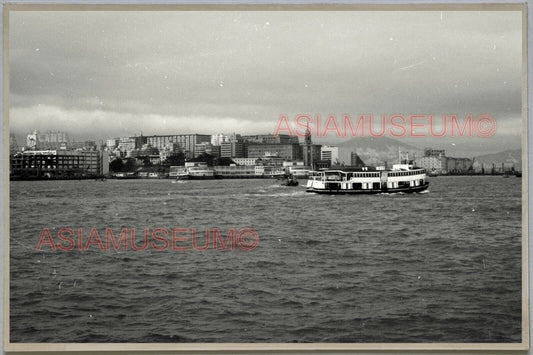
[8,9,523,153]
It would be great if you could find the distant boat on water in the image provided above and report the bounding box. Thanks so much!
[174,162,217,180]
[280,175,299,187]
[113,172,137,179]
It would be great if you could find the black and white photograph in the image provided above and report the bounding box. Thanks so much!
[4,3,528,351]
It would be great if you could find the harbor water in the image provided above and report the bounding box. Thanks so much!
[9,176,522,343]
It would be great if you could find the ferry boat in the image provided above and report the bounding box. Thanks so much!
[306,163,429,194]
[174,162,217,180]
[187,165,216,179]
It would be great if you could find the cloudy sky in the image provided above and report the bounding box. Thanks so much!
[7,6,523,155]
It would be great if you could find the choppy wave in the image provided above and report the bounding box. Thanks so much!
[9,177,522,343]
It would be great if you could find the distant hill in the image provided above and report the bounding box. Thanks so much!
[473,149,522,172]
[332,136,522,172]
[336,136,423,167]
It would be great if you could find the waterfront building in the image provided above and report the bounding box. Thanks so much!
[418,148,446,174]
[10,150,109,179]
[418,148,472,174]
[446,157,473,173]
[418,155,446,173]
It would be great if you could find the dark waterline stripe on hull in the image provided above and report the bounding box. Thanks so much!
[306,183,430,194]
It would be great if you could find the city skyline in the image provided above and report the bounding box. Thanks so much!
[11,127,521,171]
[7,8,523,157]
[9,125,522,160]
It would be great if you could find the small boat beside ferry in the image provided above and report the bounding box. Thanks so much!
[306,163,429,194]
[280,174,299,186]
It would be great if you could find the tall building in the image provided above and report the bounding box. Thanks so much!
[211,133,228,146]
[247,143,301,160]
[117,137,136,157]
[321,145,339,165]
[194,142,213,157]
[419,155,446,173]
[209,145,221,158]
[301,129,321,169]
[350,152,366,167]
[220,142,246,158]
[145,134,211,158]
[132,134,147,149]
[419,148,467,173]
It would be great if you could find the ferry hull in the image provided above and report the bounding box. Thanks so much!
[306,182,429,194]
[176,174,221,180]
[188,175,219,180]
